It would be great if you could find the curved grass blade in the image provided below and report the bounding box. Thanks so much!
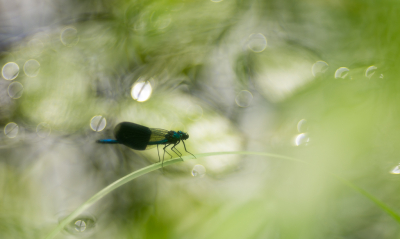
[45,151,400,239]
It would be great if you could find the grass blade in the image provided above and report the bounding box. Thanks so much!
[44,151,400,239]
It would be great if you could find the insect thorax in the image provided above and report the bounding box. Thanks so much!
[165,130,187,142]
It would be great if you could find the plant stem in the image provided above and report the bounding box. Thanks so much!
[44,151,400,239]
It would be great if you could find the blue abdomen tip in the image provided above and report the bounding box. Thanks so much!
[97,139,119,144]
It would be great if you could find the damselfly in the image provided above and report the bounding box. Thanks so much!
[97,122,195,166]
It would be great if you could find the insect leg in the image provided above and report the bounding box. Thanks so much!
[171,141,183,161]
[174,147,183,158]
[157,144,161,163]
[162,144,172,168]
[182,140,196,158]
[170,140,182,156]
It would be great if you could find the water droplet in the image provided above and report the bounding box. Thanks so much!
[247,33,267,53]
[23,59,40,77]
[62,214,96,235]
[235,90,253,107]
[295,133,310,146]
[74,220,87,232]
[2,62,19,80]
[36,122,51,138]
[131,80,153,102]
[297,119,308,133]
[334,67,350,79]
[90,115,106,132]
[60,26,79,46]
[365,65,377,78]
[192,164,206,177]
[7,82,24,99]
[390,165,400,174]
[187,105,203,121]
[4,122,19,138]
[311,61,329,77]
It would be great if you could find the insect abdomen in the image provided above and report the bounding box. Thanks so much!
[97,139,119,144]
[147,139,169,145]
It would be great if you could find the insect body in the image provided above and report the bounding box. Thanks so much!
[97,122,195,166]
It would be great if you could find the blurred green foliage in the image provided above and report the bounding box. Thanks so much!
[1,0,400,238]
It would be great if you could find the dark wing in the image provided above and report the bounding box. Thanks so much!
[144,128,169,149]
[114,122,151,150]
[148,128,169,143]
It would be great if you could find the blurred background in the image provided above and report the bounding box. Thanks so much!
[1,0,400,238]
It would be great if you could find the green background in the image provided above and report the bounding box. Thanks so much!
[1,0,400,238]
